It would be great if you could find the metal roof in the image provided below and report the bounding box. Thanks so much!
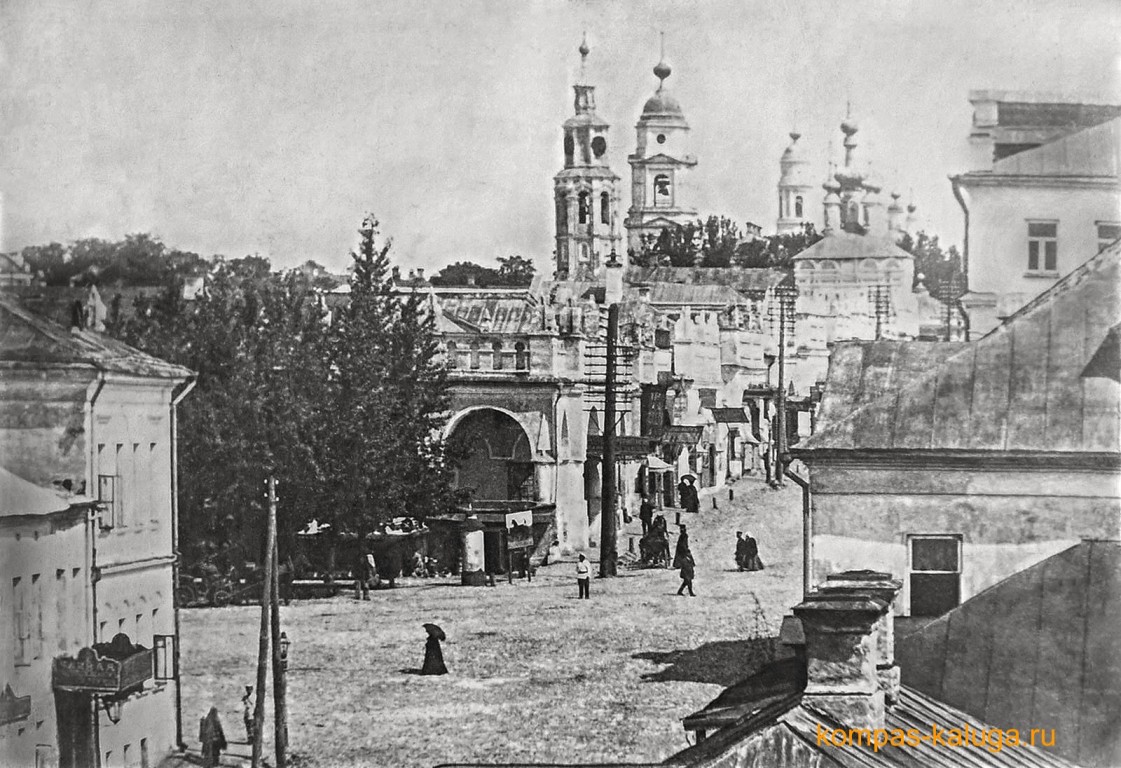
[673,686,1078,768]
[792,232,913,262]
[797,242,1121,454]
[625,267,787,295]
[0,299,193,380]
[897,540,1121,768]
[989,116,1121,178]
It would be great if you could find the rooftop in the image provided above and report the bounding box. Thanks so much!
[983,117,1121,178]
[0,299,193,380]
[897,540,1121,768]
[792,232,913,262]
[797,242,1121,454]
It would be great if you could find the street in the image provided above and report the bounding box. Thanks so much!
[179,477,803,767]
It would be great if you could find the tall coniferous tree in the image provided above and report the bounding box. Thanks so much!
[324,216,455,541]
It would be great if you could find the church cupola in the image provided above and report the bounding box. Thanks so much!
[624,37,698,257]
[777,130,814,235]
[554,35,622,280]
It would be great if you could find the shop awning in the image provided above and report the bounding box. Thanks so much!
[644,455,673,471]
[710,407,751,424]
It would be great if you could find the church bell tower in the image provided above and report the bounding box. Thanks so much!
[553,37,621,280]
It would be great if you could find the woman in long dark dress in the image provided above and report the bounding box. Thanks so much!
[421,623,448,675]
[743,532,764,571]
[672,525,691,569]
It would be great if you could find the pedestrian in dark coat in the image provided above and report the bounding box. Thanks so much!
[421,623,448,675]
[639,496,655,535]
[677,553,696,596]
[678,476,700,515]
[743,532,764,571]
[672,526,691,569]
[735,531,749,571]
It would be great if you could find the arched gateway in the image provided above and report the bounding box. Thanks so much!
[438,407,556,580]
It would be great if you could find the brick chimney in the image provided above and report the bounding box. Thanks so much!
[792,590,890,730]
[821,570,903,705]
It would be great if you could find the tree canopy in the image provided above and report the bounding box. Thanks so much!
[897,231,968,301]
[430,254,536,287]
[633,218,823,270]
[105,218,457,571]
[20,233,207,286]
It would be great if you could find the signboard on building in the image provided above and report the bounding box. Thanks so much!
[505,510,534,549]
[52,644,153,694]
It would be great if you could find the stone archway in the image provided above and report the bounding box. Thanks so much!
[447,408,536,502]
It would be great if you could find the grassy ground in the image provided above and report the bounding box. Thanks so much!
[179,477,803,768]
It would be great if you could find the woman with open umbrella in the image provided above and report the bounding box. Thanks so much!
[421,623,448,675]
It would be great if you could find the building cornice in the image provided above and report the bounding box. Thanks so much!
[791,448,1121,472]
[950,172,1120,190]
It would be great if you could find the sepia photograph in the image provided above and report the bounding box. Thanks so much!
[1,1,1119,767]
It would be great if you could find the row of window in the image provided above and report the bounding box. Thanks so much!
[447,341,530,371]
[1026,221,1120,273]
[779,193,805,219]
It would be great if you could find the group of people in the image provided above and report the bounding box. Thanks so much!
[735,531,764,572]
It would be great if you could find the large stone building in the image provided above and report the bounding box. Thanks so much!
[950,90,1121,337]
[0,300,194,768]
[792,241,1120,617]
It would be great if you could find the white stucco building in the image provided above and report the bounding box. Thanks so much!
[0,299,194,768]
[950,91,1121,337]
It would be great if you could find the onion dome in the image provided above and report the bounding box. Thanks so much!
[642,57,685,120]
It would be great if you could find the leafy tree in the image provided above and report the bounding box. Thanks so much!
[734,224,824,270]
[20,233,205,287]
[430,260,502,287]
[634,218,823,271]
[496,254,536,286]
[431,255,536,287]
[897,231,967,301]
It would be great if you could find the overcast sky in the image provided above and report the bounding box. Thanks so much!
[3,0,1119,275]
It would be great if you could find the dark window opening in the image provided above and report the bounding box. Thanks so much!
[578,192,589,224]
[600,192,610,225]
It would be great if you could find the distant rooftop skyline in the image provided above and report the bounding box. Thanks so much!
[2,0,1119,274]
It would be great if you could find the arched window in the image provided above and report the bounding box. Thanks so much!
[653,174,672,206]
[578,192,590,224]
[600,192,610,225]
[469,341,481,370]
[556,194,567,230]
[514,341,528,370]
[563,134,574,164]
[492,341,503,370]
[446,341,458,369]
[795,196,804,218]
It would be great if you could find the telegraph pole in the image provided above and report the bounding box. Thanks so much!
[251,477,276,768]
[599,302,619,577]
[269,478,288,768]
[774,285,797,486]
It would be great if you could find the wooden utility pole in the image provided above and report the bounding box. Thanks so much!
[251,478,277,768]
[599,303,619,577]
[775,304,787,488]
[270,515,288,768]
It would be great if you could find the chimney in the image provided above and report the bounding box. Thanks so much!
[466,274,476,287]
[821,570,903,705]
[408,269,416,280]
[392,266,401,282]
[791,588,891,730]
[604,251,623,304]
[636,284,652,303]
[416,267,425,281]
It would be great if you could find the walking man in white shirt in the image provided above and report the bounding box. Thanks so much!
[576,554,591,599]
